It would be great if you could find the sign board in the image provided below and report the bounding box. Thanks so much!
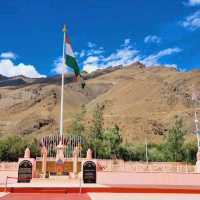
[18,160,32,183]
[83,161,96,183]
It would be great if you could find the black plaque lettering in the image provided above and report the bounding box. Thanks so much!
[83,161,96,183]
[18,160,32,183]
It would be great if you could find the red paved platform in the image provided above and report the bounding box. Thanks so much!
[1,172,200,195]
[0,193,91,200]
[1,185,200,194]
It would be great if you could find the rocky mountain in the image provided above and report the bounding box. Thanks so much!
[0,62,199,143]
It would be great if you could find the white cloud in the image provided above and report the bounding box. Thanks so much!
[85,43,104,57]
[184,0,200,6]
[144,35,161,44]
[142,47,182,67]
[87,42,96,48]
[0,59,46,78]
[181,10,200,30]
[0,52,17,59]
[86,48,104,56]
[82,45,182,73]
[83,56,101,73]
[83,56,100,64]
[52,38,183,74]
[79,50,86,58]
[52,57,75,74]
[83,39,140,73]
[124,38,131,45]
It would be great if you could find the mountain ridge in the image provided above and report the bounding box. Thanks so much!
[0,62,198,144]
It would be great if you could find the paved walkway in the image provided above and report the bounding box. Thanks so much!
[2,172,200,188]
[0,193,91,200]
[1,193,200,200]
[97,172,200,186]
[89,193,200,200]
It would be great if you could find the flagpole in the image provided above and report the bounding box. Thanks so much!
[192,86,200,150]
[59,24,67,142]
[194,108,200,150]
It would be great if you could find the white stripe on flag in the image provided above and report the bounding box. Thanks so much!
[65,43,74,57]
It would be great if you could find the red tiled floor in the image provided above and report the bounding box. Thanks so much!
[66,193,91,200]
[0,193,91,200]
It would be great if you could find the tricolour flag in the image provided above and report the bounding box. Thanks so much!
[64,33,85,88]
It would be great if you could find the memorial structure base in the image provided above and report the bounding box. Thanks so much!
[35,159,81,176]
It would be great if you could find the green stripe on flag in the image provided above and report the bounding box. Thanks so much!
[65,54,80,76]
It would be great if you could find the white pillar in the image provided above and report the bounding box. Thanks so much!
[59,24,67,139]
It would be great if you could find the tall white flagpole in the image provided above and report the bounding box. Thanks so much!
[192,86,200,150]
[59,24,67,141]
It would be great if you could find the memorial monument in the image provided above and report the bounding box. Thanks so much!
[18,148,36,182]
[25,25,84,178]
[16,25,99,184]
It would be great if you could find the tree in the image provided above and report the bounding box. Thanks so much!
[164,117,185,161]
[0,135,26,161]
[90,103,104,139]
[182,141,197,164]
[28,137,40,158]
[102,125,122,158]
[88,104,105,158]
[148,144,165,162]
[68,105,86,136]
[118,143,146,161]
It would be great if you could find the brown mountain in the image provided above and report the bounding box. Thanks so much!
[0,62,199,143]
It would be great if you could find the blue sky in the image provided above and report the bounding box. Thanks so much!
[0,0,200,78]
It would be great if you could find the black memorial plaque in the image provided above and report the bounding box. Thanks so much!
[18,160,32,183]
[83,161,96,183]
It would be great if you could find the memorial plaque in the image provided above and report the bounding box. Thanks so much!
[83,161,96,183]
[18,160,32,183]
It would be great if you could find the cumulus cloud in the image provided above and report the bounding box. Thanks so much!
[82,43,182,73]
[52,39,183,74]
[144,35,161,44]
[0,52,17,59]
[123,38,131,46]
[0,58,46,78]
[142,47,182,67]
[79,50,86,58]
[87,42,96,48]
[184,0,200,6]
[180,10,200,30]
[0,51,46,78]
[83,39,140,73]
[52,57,74,74]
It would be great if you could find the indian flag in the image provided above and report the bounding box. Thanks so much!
[64,33,85,88]
[64,34,80,77]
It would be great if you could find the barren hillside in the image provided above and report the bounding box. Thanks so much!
[0,62,199,143]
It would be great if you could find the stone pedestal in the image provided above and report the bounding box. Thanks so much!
[73,147,79,175]
[86,148,92,160]
[56,141,65,162]
[196,150,200,173]
[24,148,31,158]
[55,141,65,175]
[41,146,48,178]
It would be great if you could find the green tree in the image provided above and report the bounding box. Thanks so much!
[118,143,146,161]
[68,105,86,136]
[0,135,26,161]
[89,104,105,158]
[182,141,197,164]
[101,125,122,158]
[28,137,40,158]
[148,143,165,162]
[164,117,185,161]
[90,103,104,139]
